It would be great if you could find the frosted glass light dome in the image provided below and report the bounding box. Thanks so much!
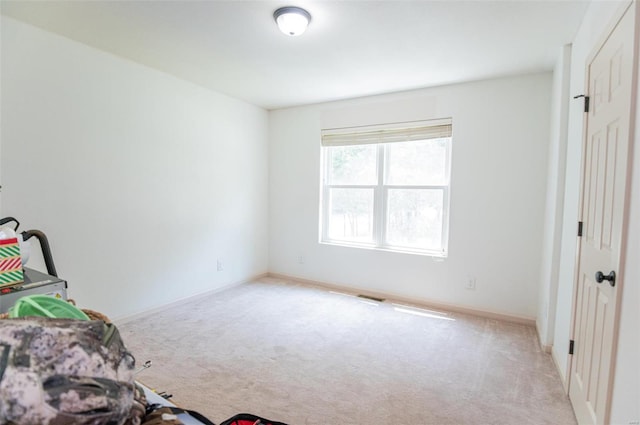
[274,7,311,36]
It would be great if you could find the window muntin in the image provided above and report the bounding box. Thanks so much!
[321,119,452,256]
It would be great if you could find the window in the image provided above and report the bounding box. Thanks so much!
[320,119,452,256]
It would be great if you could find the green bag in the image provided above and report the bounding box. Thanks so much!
[9,294,90,320]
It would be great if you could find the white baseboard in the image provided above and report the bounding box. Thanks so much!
[267,272,536,326]
[113,272,268,325]
[551,346,570,394]
[114,271,536,328]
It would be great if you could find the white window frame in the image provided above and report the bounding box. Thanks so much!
[320,119,452,257]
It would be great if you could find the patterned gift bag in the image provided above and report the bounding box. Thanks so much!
[0,237,24,287]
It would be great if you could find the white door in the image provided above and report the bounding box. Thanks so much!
[569,4,636,425]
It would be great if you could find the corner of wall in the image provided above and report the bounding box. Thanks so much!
[535,319,553,353]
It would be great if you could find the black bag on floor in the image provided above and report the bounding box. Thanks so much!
[160,409,289,425]
[219,413,289,425]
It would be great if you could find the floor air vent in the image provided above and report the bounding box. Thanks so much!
[357,294,385,302]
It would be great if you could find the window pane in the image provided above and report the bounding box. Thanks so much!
[328,145,377,185]
[328,188,374,243]
[386,189,443,250]
[385,138,449,185]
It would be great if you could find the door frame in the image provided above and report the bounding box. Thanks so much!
[566,1,639,422]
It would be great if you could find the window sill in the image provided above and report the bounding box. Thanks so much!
[319,240,447,259]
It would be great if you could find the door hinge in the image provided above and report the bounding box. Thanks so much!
[569,339,575,355]
[578,221,583,237]
[573,94,590,113]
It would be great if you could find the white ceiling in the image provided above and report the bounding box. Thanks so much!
[1,0,590,110]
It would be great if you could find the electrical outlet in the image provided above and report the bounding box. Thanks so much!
[465,277,476,290]
[297,255,305,264]
[217,260,224,271]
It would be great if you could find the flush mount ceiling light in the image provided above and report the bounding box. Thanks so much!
[274,6,311,36]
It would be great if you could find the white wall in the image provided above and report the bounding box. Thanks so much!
[0,17,269,319]
[537,44,571,349]
[552,1,639,422]
[269,73,552,320]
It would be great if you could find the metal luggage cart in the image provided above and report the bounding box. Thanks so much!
[0,217,67,314]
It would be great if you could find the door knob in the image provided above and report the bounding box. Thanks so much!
[595,270,616,287]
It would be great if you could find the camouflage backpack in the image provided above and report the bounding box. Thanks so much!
[0,317,136,425]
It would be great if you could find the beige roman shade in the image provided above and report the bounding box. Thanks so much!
[321,118,452,147]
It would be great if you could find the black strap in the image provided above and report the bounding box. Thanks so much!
[219,413,289,425]
[167,406,217,425]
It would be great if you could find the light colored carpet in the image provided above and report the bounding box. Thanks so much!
[119,276,576,425]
